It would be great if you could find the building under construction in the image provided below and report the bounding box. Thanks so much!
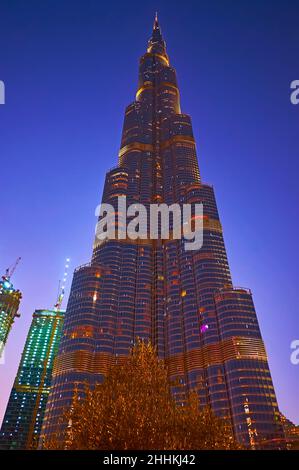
[0,308,65,449]
[0,259,69,449]
[0,259,22,358]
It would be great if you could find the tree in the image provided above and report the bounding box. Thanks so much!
[44,340,241,450]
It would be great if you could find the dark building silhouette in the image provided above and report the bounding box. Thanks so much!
[40,16,285,448]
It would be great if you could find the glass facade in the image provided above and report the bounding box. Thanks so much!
[40,17,285,448]
[0,277,21,358]
[0,309,65,449]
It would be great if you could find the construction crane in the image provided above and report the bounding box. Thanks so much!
[54,258,70,311]
[2,256,21,282]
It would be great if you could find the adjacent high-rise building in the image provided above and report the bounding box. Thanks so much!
[0,309,65,449]
[0,273,21,359]
[40,16,285,448]
[280,413,299,450]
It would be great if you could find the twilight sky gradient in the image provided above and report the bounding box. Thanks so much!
[0,0,298,426]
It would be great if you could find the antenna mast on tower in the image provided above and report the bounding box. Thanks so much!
[54,258,70,311]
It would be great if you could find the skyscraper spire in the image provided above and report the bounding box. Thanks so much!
[151,11,162,39]
[153,11,159,29]
[148,12,167,59]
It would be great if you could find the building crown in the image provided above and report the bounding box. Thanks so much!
[147,12,168,59]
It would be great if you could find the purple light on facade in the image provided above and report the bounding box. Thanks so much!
[200,324,209,333]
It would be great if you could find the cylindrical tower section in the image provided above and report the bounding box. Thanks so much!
[214,287,285,448]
